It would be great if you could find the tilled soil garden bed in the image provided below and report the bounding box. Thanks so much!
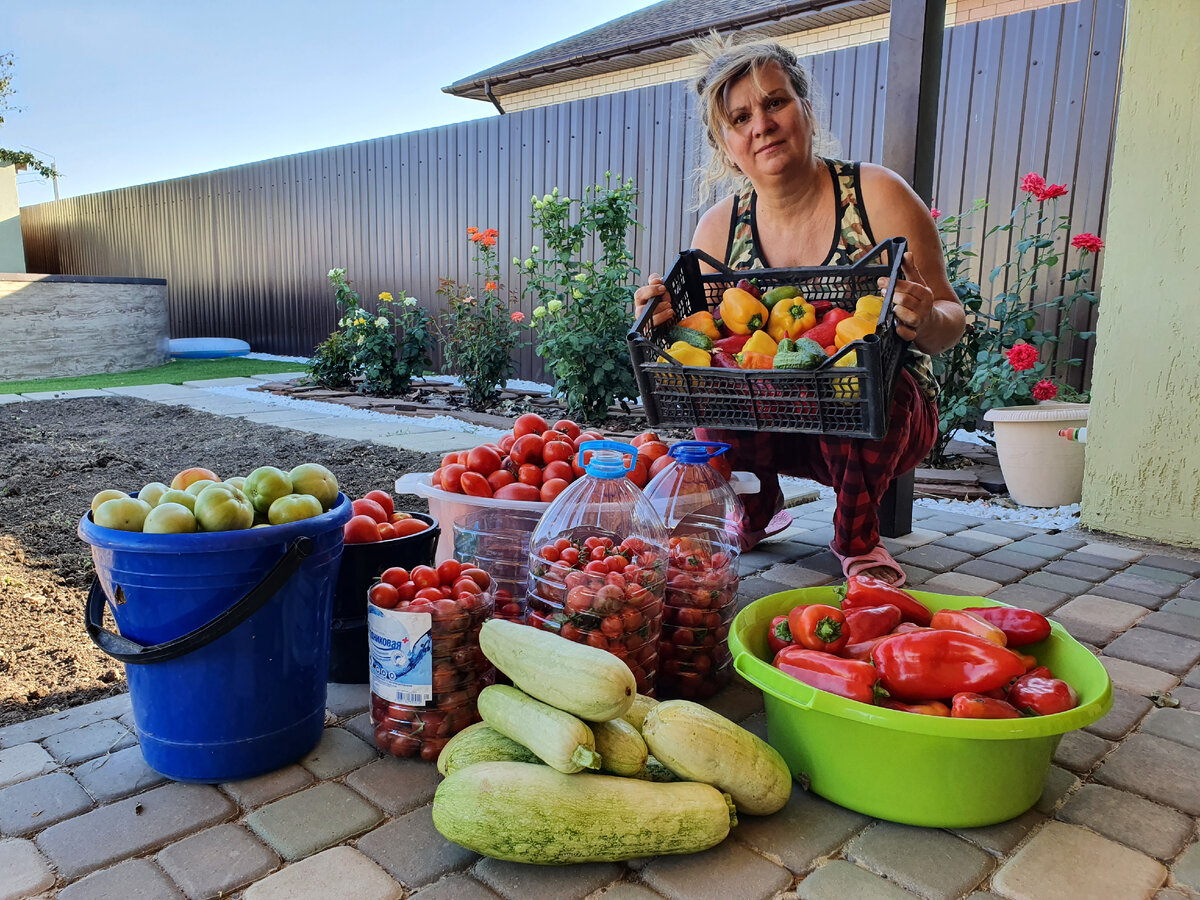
[0,397,442,725]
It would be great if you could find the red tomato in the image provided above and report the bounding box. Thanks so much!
[486,469,515,491]
[586,632,609,650]
[441,452,461,467]
[542,460,573,483]
[395,582,417,603]
[601,615,624,638]
[415,587,443,602]
[631,431,660,447]
[344,515,382,543]
[364,490,394,517]
[460,567,491,589]
[392,518,429,537]
[560,547,580,567]
[453,577,483,595]
[649,455,674,479]
[351,498,388,524]
[459,471,493,498]
[517,464,543,487]
[709,454,733,481]
[377,522,397,540]
[494,483,541,502]
[391,512,413,523]
[368,582,399,608]
[542,441,573,465]
[440,463,468,493]
[625,459,650,489]
[574,431,603,450]
[540,478,569,502]
[380,567,409,588]
[552,419,581,440]
[465,446,502,476]
[514,413,550,438]
[637,441,670,463]
[570,454,587,479]
[498,433,516,454]
[431,468,443,488]
[510,434,544,467]
[541,429,572,446]
[411,566,440,590]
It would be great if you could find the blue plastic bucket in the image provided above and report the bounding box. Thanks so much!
[78,494,352,783]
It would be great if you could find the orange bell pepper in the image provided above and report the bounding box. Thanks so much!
[766,297,816,343]
[678,311,721,342]
[930,609,1008,646]
[718,288,768,335]
[736,350,775,369]
[834,315,875,349]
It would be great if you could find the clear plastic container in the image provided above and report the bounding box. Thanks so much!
[369,582,495,763]
[644,441,744,700]
[524,441,670,696]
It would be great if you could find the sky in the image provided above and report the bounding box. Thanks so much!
[2,0,656,206]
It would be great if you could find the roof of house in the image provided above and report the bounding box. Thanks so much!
[444,0,887,102]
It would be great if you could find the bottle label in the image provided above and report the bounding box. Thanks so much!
[368,606,432,706]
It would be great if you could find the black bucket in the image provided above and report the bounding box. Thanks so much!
[329,513,439,683]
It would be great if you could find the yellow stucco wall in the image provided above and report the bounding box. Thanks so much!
[0,165,26,273]
[1081,0,1200,547]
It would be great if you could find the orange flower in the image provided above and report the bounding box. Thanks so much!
[485,281,498,292]
[466,226,478,235]
[481,236,497,248]
[483,228,499,240]
[470,232,484,243]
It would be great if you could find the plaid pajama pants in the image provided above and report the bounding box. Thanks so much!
[696,369,937,557]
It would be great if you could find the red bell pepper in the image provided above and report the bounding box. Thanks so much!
[788,604,848,654]
[1007,672,1079,716]
[892,622,931,635]
[713,333,752,354]
[951,692,1023,719]
[871,631,1028,701]
[802,308,852,349]
[961,607,1052,647]
[836,576,933,626]
[711,350,741,369]
[773,646,886,704]
[843,604,902,642]
[809,300,834,317]
[767,615,793,656]
[930,609,1008,646]
[841,633,897,661]
[880,699,950,716]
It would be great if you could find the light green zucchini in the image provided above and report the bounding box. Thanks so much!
[592,718,648,776]
[620,693,659,732]
[629,755,681,783]
[436,722,542,777]
[432,761,737,864]
[479,618,636,722]
[477,684,600,774]
[642,700,792,815]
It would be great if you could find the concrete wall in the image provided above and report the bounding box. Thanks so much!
[499,0,1072,112]
[0,276,169,381]
[0,165,25,273]
[1081,0,1200,547]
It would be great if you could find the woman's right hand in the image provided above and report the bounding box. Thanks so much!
[633,274,676,327]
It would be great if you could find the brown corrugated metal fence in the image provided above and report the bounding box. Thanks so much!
[21,0,1120,385]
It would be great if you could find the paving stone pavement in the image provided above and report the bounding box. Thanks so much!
[7,386,1200,897]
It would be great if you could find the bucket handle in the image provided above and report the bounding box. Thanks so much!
[733,651,818,710]
[86,536,315,665]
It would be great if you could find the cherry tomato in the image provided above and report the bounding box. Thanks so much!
[605,555,627,573]
[560,547,580,567]
[586,632,609,650]
[415,587,443,602]
[461,567,491,589]
[368,582,400,609]
[601,615,624,638]
[437,559,463,585]
[452,577,483,596]
[395,582,417,603]
[411,565,440,590]
[585,560,609,575]
[540,544,561,562]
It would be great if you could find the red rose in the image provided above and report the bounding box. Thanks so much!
[1071,232,1104,253]
[1036,183,1069,201]
[1006,343,1039,372]
[1032,379,1059,402]
[1019,173,1047,195]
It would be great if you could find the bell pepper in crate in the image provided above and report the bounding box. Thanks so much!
[835,314,875,349]
[767,297,816,342]
[1008,672,1079,716]
[802,308,851,349]
[836,576,932,626]
[773,338,825,370]
[854,294,884,321]
[788,604,848,654]
[773,647,886,704]
[658,341,710,367]
[677,311,721,342]
[736,350,775,370]
[871,631,1028,701]
[714,333,752,354]
[961,607,1052,647]
[931,609,1008,646]
[951,692,1023,719]
[832,351,860,399]
[711,350,741,369]
[718,288,768,334]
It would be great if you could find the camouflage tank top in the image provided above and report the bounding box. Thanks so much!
[725,158,938,403]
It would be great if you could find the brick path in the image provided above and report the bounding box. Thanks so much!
[2,384,1200,898]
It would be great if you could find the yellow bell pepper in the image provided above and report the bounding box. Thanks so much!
[854,294,884,322]
[658,341,711,367]
[718,288,768,335]
[766,297,816,343]
[834,315,875,349]
[677,311,721,342]
[742,329,778,357]
[832,351,860,399]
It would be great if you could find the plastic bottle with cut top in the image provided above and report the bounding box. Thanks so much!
[525,441,669,696]
[643,441,744,700]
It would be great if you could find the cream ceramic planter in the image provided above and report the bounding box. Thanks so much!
[983,403,1089,508]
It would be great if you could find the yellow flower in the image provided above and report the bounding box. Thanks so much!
[378,291,393,302]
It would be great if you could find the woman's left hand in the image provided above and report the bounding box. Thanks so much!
[879,252,935,343]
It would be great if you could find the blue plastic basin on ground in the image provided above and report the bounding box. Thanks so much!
[78,494,352,782]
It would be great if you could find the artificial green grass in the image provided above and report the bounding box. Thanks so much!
[0,357,310,394]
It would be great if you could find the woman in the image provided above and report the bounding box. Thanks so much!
[633,37,964,585]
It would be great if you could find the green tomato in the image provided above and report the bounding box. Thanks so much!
[143,502,197,534]
[90,489,128,514]
[185,479,220,497]
[94,497,152,532]
[158,489,196,512]
[193,484,254,532]
[288,463,339,511]
[244,465,293,515]
[138,482,170,507]
[268,493,323,525]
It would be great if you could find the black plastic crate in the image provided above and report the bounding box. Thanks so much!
[626,237,910,440]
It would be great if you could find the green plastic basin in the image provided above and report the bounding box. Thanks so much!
[729,587,1112,828]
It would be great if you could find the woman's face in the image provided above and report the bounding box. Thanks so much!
[719,61,813,181]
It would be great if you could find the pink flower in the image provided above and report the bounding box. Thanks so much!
[1071,232,1104,254]
[1037,183,1068,201]
[930,207,942,220]
[1032,379,1059,402]
[510,311,525,323]
[1006,343,1039,372]
[1019,173,1047,196]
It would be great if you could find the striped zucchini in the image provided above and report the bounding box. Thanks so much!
[592,718,648,776]
[432,761,737,864]
[642,700,792,815]
[479,619,635,721]
[436,722,542,777]
[621,693,660,732]
[478,684,600,774]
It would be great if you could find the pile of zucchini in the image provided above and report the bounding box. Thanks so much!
[431,619,793,865]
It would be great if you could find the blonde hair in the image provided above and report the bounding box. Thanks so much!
[690,32,837,204]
